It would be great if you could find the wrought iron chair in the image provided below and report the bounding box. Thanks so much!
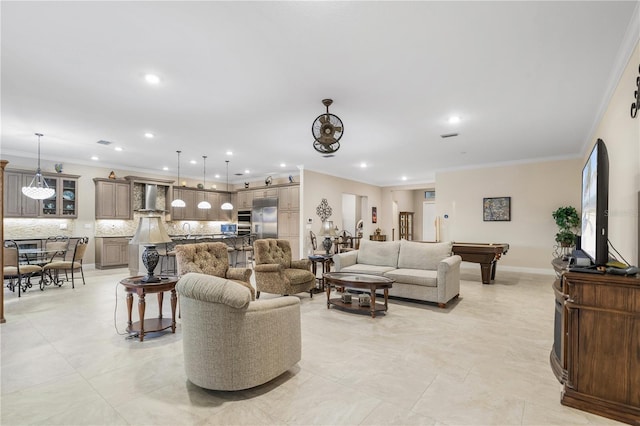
[3,240,43,297]
[42,237,89,288]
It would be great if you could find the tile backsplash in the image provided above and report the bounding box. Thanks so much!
[4,219,76,239]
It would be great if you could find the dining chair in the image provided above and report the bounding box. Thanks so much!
[3,240,43,297]
[43,236,69,264]
[42,237,89,288]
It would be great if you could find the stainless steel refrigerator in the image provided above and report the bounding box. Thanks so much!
[252,198,278,239]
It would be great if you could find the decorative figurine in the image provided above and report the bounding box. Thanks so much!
[108,171,116,179]
[55,163,63,173]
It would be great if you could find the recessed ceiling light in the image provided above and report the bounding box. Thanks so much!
[144,74,160,85]
[280,163,286,167]
[91,156,99,161]
[401,176,408,181]
[114,147,123,152]
[226,150,233,156]
[448,115,461,124]
[360,162,367,168]
[144,132,154,139]
[244,169,250,174]
[162,166,169,171]
[214,174,220,179]
[190,160,197,164]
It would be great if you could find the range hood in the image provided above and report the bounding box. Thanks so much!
[135,184,166,213]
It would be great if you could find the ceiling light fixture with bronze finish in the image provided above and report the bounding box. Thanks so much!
[311,98,343,155]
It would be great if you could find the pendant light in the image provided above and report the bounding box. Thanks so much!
[220,160,233,210]
[197,155,211,209]
[171,150,186,208]
[22,133,56,200]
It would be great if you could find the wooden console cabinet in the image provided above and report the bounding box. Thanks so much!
[551,269,640,424]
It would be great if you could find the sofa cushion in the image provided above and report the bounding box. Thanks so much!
[398,240,453,270]
[340,264,397,276]
[357,239,400,268]
[384,268,438,287]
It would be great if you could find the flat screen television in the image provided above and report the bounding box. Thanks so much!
[580,138,609,266]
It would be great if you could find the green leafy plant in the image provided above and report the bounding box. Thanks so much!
[552,206,580,246]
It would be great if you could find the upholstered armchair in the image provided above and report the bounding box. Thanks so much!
[176,273,301,391]
[174,242,254,299]
[253,239,316,298]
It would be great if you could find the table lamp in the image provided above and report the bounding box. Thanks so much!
[130,216,172,283]
[318,220,337,255]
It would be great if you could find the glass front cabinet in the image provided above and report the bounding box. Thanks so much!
[40,175,79,218]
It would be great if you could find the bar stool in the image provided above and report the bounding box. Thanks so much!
[159,241,177,275]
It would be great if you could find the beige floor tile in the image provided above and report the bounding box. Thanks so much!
[1,266,627,425]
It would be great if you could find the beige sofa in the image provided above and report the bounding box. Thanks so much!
[176,273,301,391]
[332,239,461,308]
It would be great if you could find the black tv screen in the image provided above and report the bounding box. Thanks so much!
[580,139,609,266]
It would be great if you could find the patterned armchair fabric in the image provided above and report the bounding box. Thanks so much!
[174,242,254,299]
[176,273,301,391]
[253,239,315,298]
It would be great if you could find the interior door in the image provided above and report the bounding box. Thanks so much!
[422,202,437,241]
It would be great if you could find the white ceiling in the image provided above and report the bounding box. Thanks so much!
[1,1,638,187]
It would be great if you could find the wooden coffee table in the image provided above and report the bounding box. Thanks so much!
[323,272,394,318]
[119,275,179,342]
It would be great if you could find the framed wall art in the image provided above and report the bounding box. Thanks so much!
[372,206,377,223]
[483,197,511,221]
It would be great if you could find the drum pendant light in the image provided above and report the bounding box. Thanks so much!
[197,155,211,209]
[220,160,233,210]
[171,150,186,208]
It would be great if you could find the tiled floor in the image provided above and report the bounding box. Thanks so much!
[1,266,624,425]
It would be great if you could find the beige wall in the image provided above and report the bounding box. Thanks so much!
[588,40,640,266]
[436,159,583,271]
[300,169,382,256]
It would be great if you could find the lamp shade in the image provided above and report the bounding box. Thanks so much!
[318,220,337,237]
[221,201,233,210]
[130,216,172,245]
[171,198,186,208]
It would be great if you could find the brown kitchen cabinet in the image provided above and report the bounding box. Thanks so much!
[94,178,131,219]
[95,237,130,269]
[4,169,79,218]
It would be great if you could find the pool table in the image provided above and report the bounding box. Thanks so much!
[452,242,510,284]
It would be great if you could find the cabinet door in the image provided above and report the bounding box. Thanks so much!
[60,178,77,217]
[40,177,58,216]
[4,171,38,217]
[171,188,186,220]
[172,188,197,220]
[237,191,252,209]
[253,188,278,199]
[278,210,299,238]
[114,182,131,219]
[279,186,299,211]
[96,181,117,218]
[206,192,220,221]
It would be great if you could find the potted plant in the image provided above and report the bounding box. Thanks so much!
[552,206,580,247]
